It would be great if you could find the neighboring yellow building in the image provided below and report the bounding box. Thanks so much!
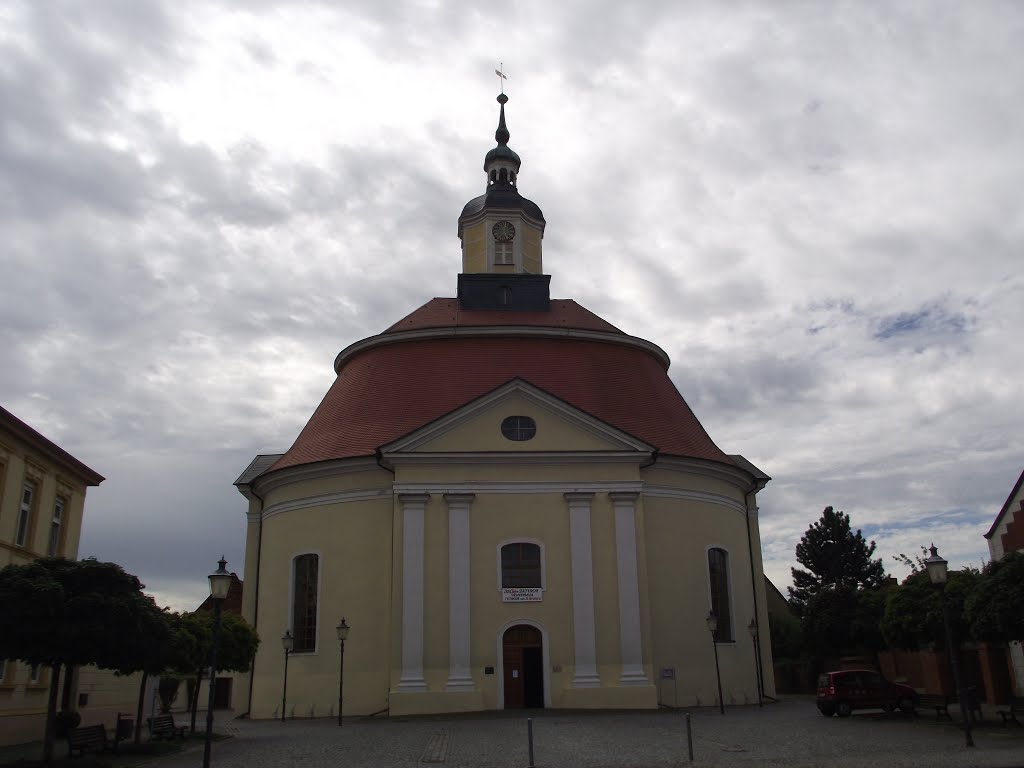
[0,405,104,745]
[235,93,776,719]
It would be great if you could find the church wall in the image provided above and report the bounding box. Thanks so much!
[744,507,777,698]
[642,465,744,500]
[642,491,765,708]
[416,394,619,453]
[248,495,393,719]
[523,228,542,274]
[397,463,640,485]
[461,222,487,273]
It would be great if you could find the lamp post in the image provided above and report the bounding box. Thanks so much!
[281,630,293,723]
[203,557,232,768]
[336,618,350,727]
[924,544,974,748]
[706,611,725,715]
[748,619,763,707]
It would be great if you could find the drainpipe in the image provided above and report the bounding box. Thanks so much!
[244,482,266,718]
[744,486,768,704]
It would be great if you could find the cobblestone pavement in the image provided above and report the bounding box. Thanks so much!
[156,698,1024,768]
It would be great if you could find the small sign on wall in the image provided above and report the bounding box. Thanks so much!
[502,587,543,602]
[660,667,676,680]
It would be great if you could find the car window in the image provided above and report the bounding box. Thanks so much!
[861,671,881,686]
[836,673,858,689]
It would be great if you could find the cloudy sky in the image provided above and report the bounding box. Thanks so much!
[2,0,1021,611]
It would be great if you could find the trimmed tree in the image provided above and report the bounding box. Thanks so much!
[0,558,167,764]
[966,551,1024,643]
[881,567,980,650]
[175,611,259,733]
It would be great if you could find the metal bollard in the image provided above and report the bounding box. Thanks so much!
[527,717,536,768]
[686,712,693,762]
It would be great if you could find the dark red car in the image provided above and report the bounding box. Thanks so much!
[816,670,918,717]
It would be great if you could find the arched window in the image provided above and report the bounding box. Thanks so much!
[292,554,319,652]
[501,542,542,588]
[708,547,733,642]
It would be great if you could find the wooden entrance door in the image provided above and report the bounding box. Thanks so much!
[503,624,543,709]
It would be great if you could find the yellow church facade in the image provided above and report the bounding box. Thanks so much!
[235,93,775,718]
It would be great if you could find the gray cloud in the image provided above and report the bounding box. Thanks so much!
[2,0,1022,608]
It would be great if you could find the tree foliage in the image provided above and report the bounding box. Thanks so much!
[966,550,1024,643]
[0,558,168,763]
[174,610,259,732]
[881,567,979,651]
[0,557,165,669]
[788,506,886,617]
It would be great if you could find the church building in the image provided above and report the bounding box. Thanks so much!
[234,93,776,717]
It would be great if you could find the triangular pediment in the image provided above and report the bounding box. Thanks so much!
[380,379,654,456]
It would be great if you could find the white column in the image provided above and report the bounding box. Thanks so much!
[566,492,600,687]
[611,492,647,685]
[445,494,475,691]
[398,493,429,692]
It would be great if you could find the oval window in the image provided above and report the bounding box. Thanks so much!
[501,415,536,441]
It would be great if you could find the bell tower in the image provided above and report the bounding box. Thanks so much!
[457,93,550,311]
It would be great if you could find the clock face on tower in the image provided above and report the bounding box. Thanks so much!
[492,220,516,241]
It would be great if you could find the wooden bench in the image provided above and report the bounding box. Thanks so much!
[917,694,953,720]
[997,696,1023,726]
[148,713,187,740]
[67,724,110,757]
[917,692,984,723]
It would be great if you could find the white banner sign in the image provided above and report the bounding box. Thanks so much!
[502,588,542,603]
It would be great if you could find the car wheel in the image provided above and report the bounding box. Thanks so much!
[881,702,895,713]
[819,705,835,717]
[836,701,852,718]
[899,697,915,714]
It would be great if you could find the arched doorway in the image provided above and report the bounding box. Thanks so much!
[503,624,544,708]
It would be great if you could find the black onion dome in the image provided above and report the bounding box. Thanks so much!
[460,186,545,222]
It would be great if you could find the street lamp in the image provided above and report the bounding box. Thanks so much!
[336,618,350,727]
[748,619,763,707]
[203,557,232,768]
[706,611,725,715]
[281,630,293,723]
[924,544,974,748]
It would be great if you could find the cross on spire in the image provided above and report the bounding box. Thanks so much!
[495,63,507,94]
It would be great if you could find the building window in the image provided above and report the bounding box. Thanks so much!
[29,664,41,684]
[291,554,319,653]
[708,547,733,642]
[16,480,35,547]
[501,542,542,588]
[0,659,7,684]
[48,497,66,556]
[501,416,536,442]
[495,241,513,265]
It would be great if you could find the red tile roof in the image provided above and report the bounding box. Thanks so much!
[384,298,624,335]
[269,299,732,472]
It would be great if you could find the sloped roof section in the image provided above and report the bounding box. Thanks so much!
[270,330,733,473]
[234,454,285,486]
[985,466,1024,539]
[384,298,623,335]
[0,405,104,486]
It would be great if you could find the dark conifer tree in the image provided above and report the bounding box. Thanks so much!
[788,506,886,617]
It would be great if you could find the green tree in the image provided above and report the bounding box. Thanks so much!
[788,506,886,617]
[175,611,259,733]
[0,558,166,764]
[966,551,1024,643]
[881,567,980,650]
[788,507,887,661]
